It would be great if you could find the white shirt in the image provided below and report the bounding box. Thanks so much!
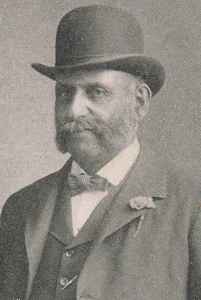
[70,138,140,236]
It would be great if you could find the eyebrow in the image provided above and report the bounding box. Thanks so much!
[85,83,112,93]
[56,81,112,93]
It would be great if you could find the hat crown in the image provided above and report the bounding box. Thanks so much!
[56,5,144,66]
[32,5,165,96]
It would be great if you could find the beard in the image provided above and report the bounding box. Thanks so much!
[55,112,138,154]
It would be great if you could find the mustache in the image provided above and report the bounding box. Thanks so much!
[56,117,112,136]
[56,117,119,153]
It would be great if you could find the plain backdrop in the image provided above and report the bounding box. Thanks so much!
[1,0,201,212]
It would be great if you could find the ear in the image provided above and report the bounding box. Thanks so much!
[135,83,152,121]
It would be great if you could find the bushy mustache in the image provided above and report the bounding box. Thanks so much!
[56,117,118,153]
[56,113,137,154]
[56,117,107,135]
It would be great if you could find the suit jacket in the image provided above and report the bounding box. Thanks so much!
[1,147,201,300]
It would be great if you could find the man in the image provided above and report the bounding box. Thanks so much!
[0,5,201,300]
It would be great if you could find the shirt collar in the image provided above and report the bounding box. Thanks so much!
[71,138,140,186]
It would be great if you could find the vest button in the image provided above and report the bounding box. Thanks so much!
[60,277,68,286]
[65,249,74,257]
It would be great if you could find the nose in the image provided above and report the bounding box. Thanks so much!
[70,89,89,118]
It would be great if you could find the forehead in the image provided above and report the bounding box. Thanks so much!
[56,69,137,87]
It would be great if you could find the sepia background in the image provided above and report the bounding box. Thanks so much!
[1,0,200,212]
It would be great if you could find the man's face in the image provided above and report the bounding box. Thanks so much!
[55,69,143,157]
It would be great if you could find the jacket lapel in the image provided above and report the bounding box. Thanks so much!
[68,185,118,249]
[76,146,167,299]
[25,158,72,300]
[25,146,166,298]
[97,146,167,242]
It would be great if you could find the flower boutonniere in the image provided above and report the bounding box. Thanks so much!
[129,196,156,210]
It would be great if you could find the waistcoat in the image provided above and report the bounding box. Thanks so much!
[29,176,119,300]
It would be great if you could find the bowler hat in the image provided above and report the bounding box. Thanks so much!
[32,5,165,96]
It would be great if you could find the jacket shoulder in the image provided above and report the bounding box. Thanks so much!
[166,162,201,195]
[165,162,201,221]
[1,168,62,222]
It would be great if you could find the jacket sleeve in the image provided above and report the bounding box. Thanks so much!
[0,198,14,289]
[188,204,201,299]
[0,195,27,299]
[0,197,18,294]
[0,211,4,293]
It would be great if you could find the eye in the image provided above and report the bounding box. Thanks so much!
[56,85,74,101]
[93,88,104,95]
[61,92,68,98]
[87,86,110,99]
[60,89,72,98]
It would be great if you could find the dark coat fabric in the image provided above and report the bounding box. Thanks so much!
[1,147,201,300]
[29,167,121,300]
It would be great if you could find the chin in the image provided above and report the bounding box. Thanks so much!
[69,130,96,142]
[56,130,95,153]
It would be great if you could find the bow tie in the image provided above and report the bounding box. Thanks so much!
[67,173,110,196]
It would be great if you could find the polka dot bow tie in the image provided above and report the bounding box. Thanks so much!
[67,173,110,196]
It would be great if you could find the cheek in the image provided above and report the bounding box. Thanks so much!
[108,102,132,124]
[111,104,138,132]
[96,100,124,122]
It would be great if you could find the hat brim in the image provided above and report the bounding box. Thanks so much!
[32,54,165,96]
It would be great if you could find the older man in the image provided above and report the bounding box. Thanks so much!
[1,5,201,300]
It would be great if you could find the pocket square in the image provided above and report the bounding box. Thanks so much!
[129,196,156,210]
